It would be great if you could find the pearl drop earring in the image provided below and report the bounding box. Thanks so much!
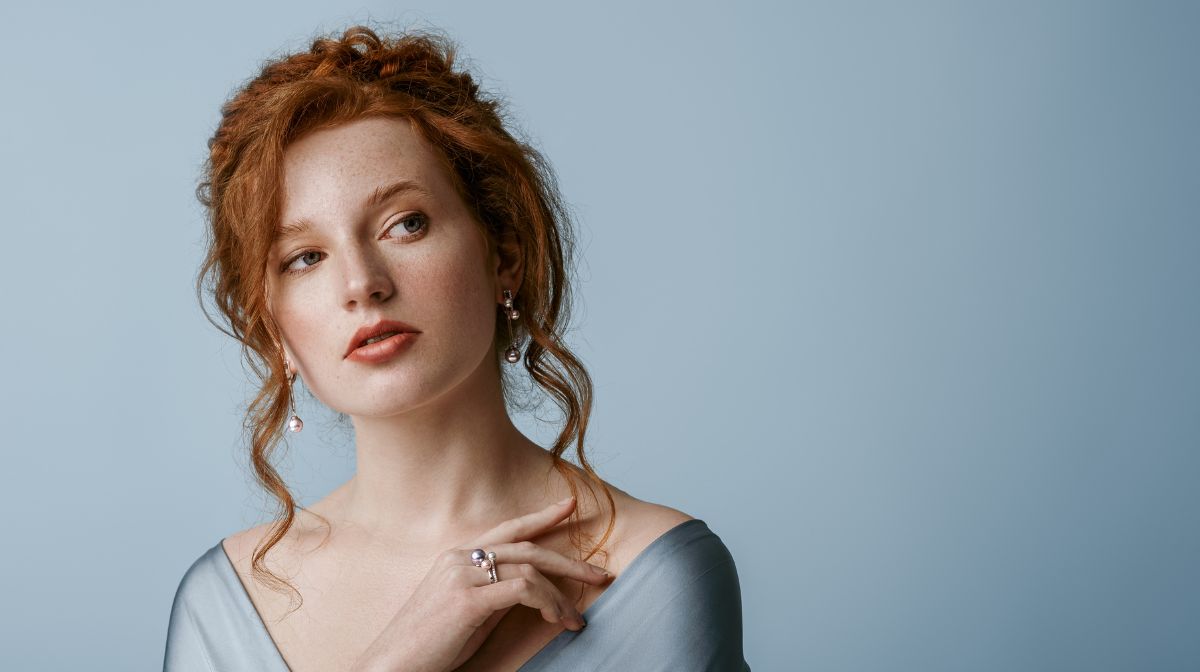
[503,289,521,364]
[284,357,304,432]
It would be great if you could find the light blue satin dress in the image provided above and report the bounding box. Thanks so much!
[163,518,750,671]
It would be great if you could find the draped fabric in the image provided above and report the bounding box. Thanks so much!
[164,518,751,671]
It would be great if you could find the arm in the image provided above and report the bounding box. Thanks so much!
[163,592,217,672]
[620,554,751,672]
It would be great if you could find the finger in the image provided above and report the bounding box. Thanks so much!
[470,567,587,630]
[460,540,612,587]
[470,496,577,547]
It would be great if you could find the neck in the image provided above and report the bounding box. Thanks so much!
[337,357,556,549]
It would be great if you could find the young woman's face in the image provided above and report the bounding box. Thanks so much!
[265,115,507,418]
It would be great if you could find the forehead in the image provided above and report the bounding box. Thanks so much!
[278,116,449,219]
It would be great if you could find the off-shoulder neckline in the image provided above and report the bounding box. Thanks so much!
[214,517,711,670]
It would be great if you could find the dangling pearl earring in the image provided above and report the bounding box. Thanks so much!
[502,289,521,364]
[284,356,304,432]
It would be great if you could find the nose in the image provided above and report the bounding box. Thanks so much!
[341,242,395,308]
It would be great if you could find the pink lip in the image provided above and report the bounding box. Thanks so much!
[345,319,421,360]
[346,331,418,363]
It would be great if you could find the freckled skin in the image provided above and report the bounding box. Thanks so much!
[226,115,695,672]
[265,116,505,418]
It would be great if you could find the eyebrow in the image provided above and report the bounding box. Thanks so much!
[273,179,433,243]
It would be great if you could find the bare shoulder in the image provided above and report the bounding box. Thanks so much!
[220,523,280,593]
[552,460,694,552]
[620,496,696,547]
[220,508,328,580]
[591,485,697,574]
[220,522,272,568]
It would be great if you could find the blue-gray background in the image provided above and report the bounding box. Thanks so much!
[1,1,1196,670]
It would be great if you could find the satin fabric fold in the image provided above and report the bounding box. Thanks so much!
[164,518,750,671]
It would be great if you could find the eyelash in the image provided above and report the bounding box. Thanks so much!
[280,213,429,276]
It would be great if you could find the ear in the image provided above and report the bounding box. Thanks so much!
[277,336,298,377]
[490,228,524,303]
[264,288,296,375]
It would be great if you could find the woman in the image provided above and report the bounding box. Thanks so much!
[164,23,749,672]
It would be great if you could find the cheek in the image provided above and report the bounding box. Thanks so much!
[267,277,339,369]
[276,302,327,365]
[421,251,495,333]
[411,242,496,359]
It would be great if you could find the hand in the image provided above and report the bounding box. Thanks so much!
[351,497,613,672]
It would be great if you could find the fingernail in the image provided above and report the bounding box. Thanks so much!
[557,496,574,506]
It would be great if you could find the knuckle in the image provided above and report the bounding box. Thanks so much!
[452,593,484,624]
[447,589,470,612]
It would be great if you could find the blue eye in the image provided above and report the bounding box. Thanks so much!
[280,212,429,276]
[387,212,429,238]
[281,250,324,275]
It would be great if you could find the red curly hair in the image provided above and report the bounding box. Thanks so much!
[194,22,613,611]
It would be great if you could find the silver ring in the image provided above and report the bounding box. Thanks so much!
[470,548,500,584]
